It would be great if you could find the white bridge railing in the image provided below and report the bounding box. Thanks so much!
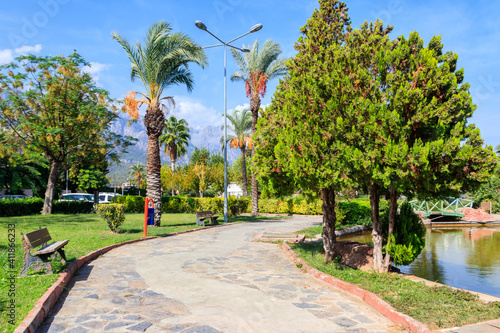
[400,198,473,218]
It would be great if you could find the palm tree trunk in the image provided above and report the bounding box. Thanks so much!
[250,94,261,216]
[145,106,164,227]
[42,159,60,215]
[240,146,248,196]
[171,160,175,196]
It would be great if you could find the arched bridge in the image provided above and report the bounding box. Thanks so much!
[401,198,474,218]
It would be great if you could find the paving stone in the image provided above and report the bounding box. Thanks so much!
[141,290,162,296]
[67,327,89,333]
[108,286,127,290]
[127,322,153,331]
[338,301,355,311]
[353,314,374,324]
[271,284,297,291]
[181,325,221,333]
[334,317,358,327]
[123,315,142,320]
[111,297,126,305]
[40,324,66,333]
[75,315,96,323]
[308,310,336,318]
[81,321,106,328]
[104,321,134,330]
[84,294,99,299]
[292,302,322,309]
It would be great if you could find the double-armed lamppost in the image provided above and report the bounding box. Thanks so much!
[195,20,262,223]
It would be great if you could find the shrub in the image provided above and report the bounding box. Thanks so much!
[52,201,94,214]
[382,201,426,266]
[0,197,44,217]
[95,204,125,232]
[116,195,145,213]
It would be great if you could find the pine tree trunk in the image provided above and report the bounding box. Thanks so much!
[321,187,337,263]
[240,146,248,196]
[42,159,60,215]
[382,186,398,272]
[370,183,384,272]
[250,94,261,216]
[144,106,164,227]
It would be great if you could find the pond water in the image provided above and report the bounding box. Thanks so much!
[339,226,500,298]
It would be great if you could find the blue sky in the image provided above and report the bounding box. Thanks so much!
[1,0,499,146]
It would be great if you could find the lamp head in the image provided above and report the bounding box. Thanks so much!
[241,48,250,53]
[195,20,207,31]
[249,24,263,33]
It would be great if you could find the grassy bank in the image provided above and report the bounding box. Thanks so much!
[290,240,500,330]
[0,213,282,333]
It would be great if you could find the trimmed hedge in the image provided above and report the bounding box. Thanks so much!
[0,198,94,216]
[115,195,250,217]
[53,201,95,214]
[0,197,44,217]
[255,197,377,225]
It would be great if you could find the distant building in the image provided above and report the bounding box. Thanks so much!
[224,183,244,198]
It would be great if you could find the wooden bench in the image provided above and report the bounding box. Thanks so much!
[20,227,69,277]
[196,211,219,227]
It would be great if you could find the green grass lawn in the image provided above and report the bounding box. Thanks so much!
[0,213,284,333]
[290,241,500,330]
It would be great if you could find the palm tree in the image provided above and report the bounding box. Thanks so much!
[159,115,191,195]
[231,40,288,215]
[220,108,252,196]
[113,21,207,226]
[128,163,146,193]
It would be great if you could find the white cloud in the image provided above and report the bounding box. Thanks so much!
[0,44,42,65]
[82,62,110,75]
[170,96,221,129]
[0,49,14,65]
[82,62,111,84]
[14,44,42,54]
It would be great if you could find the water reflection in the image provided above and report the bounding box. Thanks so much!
[340,226,500,297]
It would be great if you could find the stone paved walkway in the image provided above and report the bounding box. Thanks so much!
[37,216,402,333]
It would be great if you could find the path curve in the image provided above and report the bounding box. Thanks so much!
[37,216,401,333]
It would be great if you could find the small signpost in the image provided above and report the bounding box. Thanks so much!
[143,198,154,237]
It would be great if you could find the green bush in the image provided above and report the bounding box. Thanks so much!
[382,201,426,266]
[52,200,95,214]
[116,195,145,213]
[0,197,44,217]
[254,197,377,225]
[95,204,126,232]
[116,195,250,216]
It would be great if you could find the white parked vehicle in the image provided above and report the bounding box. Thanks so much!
[98,193,121,204]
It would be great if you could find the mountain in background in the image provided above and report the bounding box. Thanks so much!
[108,117,240,184]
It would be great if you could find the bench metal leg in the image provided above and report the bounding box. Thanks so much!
[56,248,67,264]
[19,252,53,277]
[196,217,205,227]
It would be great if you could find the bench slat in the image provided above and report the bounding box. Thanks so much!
[24,227,51,241]
[24,228,52,249]
[34,240,69,255]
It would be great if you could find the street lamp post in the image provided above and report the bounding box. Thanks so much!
[195,20,262,223]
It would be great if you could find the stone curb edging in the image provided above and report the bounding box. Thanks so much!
[14,222,238,333]
[281,241,431,333]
